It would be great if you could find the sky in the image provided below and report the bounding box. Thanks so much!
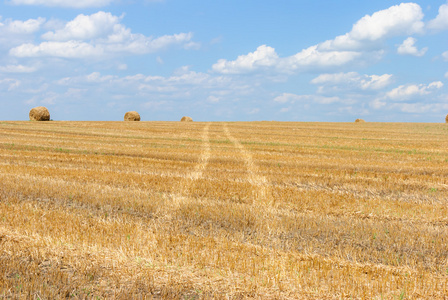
[0,0,447,122]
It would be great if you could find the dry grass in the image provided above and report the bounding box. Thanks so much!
[1,121,448,299]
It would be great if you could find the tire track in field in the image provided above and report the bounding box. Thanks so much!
[189,123,211,181]
[177,122,211,197]
[223,123,270,203]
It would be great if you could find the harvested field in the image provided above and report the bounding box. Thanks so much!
[1,121,448,299]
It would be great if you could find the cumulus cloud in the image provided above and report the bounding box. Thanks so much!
[0,17,46,49]
[42,12,120,41]
[427,1,448,30]
[281,46,361,71]
[8,0,113,8]
[1,17,46,34]
[397,37,427,56]
[371,81,445,111]
[319,3,424,52]
[212,44,361,74]
[353,3,424,38]
[212,45,278,74]
[385,81,443,101]
[9,12,196,58]
[213,3,424,74]
[311,72,393,91]
[10,41,104,58]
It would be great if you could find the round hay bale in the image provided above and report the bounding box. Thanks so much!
[124,111,140,121]
[29,106,50,121]
[355,119,366,123]
[445,114,448,123]
[180,116,193,122]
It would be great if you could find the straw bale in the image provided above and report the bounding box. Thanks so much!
[181,116,193,122]
[124,111,140,121]
[29,106,50,121]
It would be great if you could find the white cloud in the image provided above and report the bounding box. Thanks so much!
[0,64,37,73]
[160,70,210,84]
[370,98,386,109]
[183,41,201,50]
[273,93,296,103]
[213,3,423,75]
[442,51,448,61]
[212,45,278,74]
[360,74,393,90]
[41,92,57,105]
[207,95,219,103]
[281,46,361,71]
[127,32,193,54]
[86,72,115,83]
[370,96,448,114]
[320,3,424,51]
[10,12,196,58]
[8,0,113,8]
[2,17,46,34]
[385,81,443,101]
[53,70,257,114]
[427,1,448,30]
[445,72,448,79]
[212,45,361,74]
[311,72,393,91]
[273,93,340,104]
[351,3,424,39]
[248,108,260,115]
[117,63,127,70]
[59,70,212,89]
[393,102,448,114]
[0,17,46,49]
[429,81,444,88]
[0,78,21,91]
[65,88,86,97]
[397,37,427,56]
[42,12,120,41]
[142,100,170,110]
[10,41,104,58]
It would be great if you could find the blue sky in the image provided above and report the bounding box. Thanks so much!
[0,0,447,122]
